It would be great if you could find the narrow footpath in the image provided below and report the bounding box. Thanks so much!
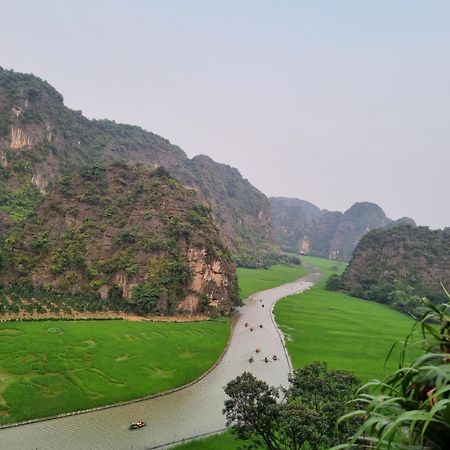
[0,270,322,450]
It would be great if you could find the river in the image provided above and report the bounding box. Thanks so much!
[0,270,322,450]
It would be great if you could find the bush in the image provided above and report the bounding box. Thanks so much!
[131,284,161,314]
[80,164,106,180]
[326,274,344,291]
[0,112,11,137]
[115,229,137,246]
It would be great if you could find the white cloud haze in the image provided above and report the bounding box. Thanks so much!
[0,0,449,228]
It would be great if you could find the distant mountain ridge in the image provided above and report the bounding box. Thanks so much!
[0,67,278,265]
[270,197,416,261]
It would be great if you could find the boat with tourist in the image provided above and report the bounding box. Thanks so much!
[129,421,146,430]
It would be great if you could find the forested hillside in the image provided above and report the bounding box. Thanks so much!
[0,163,239,317]
[0,67,278,266]
[329,225,450,315]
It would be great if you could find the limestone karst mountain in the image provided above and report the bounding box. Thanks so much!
[0,67,278,266]
[338,225,450,313]
[270,197,416,260]
[0,163,239,316]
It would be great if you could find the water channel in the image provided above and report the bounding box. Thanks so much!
[0,270,322,450]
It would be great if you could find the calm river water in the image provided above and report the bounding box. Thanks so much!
[0,270,321,450]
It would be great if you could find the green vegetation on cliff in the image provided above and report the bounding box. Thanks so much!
[0,67,278,262]
[0,318,229,425]
[334,225,450,316]
[0,169,41,222]
[0,163,238,316]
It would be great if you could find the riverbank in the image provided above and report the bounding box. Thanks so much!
[274,256,421,381]
[0,318,230,425]
[0,310,210,322]
[0,271,318,449]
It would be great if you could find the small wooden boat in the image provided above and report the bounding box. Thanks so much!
[129,420,146,430]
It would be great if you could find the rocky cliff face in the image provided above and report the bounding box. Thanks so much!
[342,225,450,303]
[270,197,415,261]
[0,164,239,315]
[0,67,276,261]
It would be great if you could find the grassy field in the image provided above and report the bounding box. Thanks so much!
[300,255,347,280]
[0,263,305,426]
[0,319,229,425]
[237,264,307,300]
[173,431,243,449]
[274,256,421,381]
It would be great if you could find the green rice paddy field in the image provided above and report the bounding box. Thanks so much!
[0,319,229,425]
[0,257,421,433]
[237,264,307,300]
[274,256,421,381]
[0,264,306,426]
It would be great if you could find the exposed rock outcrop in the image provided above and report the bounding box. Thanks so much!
[0,164,239,316]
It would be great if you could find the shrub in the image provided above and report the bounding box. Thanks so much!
[131,284,161,314]
[326,274,344,291]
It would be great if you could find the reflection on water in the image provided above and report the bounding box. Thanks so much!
[0,272,321,450]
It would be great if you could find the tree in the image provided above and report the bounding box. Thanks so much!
[223,362,361,450]
[338,294,450,449]
[326,274,344,291]
[224,372,280,450]
[288,361,362,447]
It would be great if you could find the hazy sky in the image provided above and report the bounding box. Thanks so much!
[1,1,449,228]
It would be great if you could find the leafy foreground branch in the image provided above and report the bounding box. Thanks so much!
[223,362,361,450]
[338,295,450,450]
